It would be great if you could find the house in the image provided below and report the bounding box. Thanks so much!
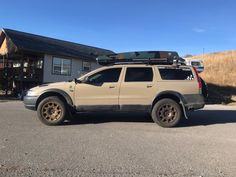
[0,28,114,96]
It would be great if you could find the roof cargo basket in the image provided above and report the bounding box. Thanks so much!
[96,51,185,66]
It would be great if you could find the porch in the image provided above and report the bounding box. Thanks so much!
[0,53,43,96]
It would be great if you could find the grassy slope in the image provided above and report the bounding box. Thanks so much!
[187,50,236,103]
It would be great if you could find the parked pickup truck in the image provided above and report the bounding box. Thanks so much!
[186,59,204,73]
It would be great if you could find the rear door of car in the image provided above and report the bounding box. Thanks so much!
[119,66,158,111]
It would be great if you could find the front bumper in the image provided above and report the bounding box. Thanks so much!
[23,96,38,110]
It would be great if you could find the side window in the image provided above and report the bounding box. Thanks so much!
[191,61,200,67]
[125,67,153,82]
[87,68,122,84]
[158,68,194,80]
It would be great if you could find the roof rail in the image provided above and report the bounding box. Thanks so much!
[96,51,186,66]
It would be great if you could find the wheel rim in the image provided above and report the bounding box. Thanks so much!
[41,101,62,121]
[157,104,177,123]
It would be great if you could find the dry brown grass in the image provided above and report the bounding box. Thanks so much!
[188,50,236,87]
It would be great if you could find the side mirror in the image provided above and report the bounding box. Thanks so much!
[73,78,77,83]
[74,77,89,84]
[83,77,89,83]
[74,78,82,84]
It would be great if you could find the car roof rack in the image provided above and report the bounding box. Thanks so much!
[96,51,185,66]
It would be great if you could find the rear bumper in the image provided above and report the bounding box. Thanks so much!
[23,96,38,111]
[183,94,205,110]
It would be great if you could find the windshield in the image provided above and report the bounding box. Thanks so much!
[191,61,201,66]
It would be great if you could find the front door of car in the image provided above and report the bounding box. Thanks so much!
[74,67,122,111]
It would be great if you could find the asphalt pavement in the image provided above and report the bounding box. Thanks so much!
[0,102,236,177]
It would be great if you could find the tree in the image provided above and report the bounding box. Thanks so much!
[183,54,193,58]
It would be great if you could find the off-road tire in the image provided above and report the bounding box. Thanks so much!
[151,98,182,128]
[37,96,67,125]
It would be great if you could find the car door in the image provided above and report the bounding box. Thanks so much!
[74,67,123,111]
[119,66,157,111]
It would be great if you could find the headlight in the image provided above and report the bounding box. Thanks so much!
[26,90,37,96]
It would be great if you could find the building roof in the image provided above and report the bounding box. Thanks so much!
[1,28,114,60]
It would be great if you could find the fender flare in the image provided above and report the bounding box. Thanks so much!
[36,89,74,108]
[152,91,188,119]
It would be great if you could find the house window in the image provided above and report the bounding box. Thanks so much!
[52,57,71,75]
[82,61,91,72]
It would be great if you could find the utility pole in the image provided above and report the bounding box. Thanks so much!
[203,48,205,59]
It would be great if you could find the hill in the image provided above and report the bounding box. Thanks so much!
[187,50,236,103]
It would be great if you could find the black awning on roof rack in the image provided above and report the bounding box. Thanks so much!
[96,51,184,66]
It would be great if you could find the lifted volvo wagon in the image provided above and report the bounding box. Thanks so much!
[24,51,205,127]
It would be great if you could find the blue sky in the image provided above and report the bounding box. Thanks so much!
[0,0,236,56]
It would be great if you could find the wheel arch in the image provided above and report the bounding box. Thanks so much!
[36,89,73,110]
[152,91,188,118]
[152,91,184,106]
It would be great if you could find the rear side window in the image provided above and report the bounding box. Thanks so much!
[125,67,153,82]
[158,68,194,80]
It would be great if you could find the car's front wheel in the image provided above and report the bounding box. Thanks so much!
[151,98,182,128]
[37,96,67,125]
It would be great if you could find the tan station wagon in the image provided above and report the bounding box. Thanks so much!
[24,51,205,127]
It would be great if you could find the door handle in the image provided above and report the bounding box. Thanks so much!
[109,85,116,89]
[147,84,153,88]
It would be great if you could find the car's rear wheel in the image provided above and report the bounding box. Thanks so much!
[37,96,66,125]
[151,98,182,128]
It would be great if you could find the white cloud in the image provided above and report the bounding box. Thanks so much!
[192,28,206,33]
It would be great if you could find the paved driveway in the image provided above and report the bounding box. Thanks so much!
[0,102,236,177]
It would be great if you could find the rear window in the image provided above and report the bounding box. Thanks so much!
[158,67,194,80]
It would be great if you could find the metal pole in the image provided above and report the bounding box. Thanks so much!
[203,48,205,59]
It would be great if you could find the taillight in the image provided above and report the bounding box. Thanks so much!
[193,67,202,92]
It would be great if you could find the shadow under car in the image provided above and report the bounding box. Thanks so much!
[64,109,236,127]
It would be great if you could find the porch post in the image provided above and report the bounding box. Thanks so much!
[20,54,24,96]
[2,55,9,96]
